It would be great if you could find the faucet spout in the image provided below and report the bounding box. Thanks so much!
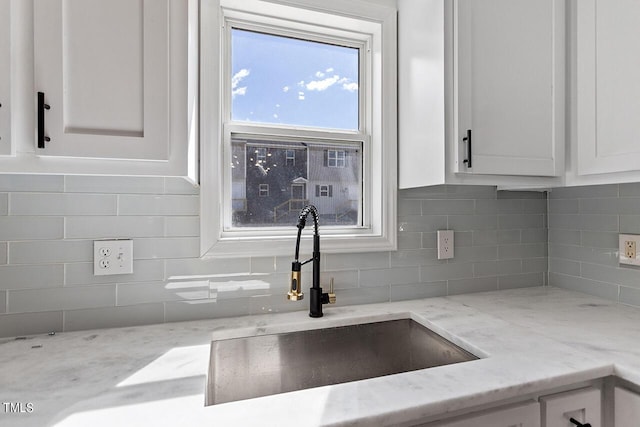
[288,205,335,317]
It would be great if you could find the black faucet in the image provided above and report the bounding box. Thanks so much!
[288,205,336,317]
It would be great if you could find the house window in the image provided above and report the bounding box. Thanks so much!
[258,184,269,197]
[285,150,295,166]
[200,0,397,257]
[327,150,346,168]
[255,148,267,164]
[317,184,333,197]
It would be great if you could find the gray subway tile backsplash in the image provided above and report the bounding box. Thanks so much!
[0,193,8,215]
[0,311,63,338]
[0,175,551,337]
[9,193,117,216]
[548,182,640,306]
[64,304,165,332]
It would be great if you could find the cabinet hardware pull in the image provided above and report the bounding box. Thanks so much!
[462,129,472,168]
[569,417,591,427]
[37,92,50,148]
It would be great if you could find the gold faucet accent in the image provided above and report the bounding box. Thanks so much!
[287,269,303,301]
[327,278,336,304]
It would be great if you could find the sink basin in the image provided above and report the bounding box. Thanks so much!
[206,318,478,405]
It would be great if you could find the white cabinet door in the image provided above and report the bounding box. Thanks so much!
[455,0,564,177]
[615,387,640,427]
[0,0,10,155]
[426,401,540,427]
[33,0,170,160]
[575,0,640,176]
[540,387,601,427]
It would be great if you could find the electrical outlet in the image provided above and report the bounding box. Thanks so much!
[94,239,133,276]
[437,230,454,260]
[619,234,640,266]
[626,240,636,259]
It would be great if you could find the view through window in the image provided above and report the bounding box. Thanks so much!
[229,28,363,228]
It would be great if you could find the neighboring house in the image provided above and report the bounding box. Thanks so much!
[307,145,360,224]
[232,139,308,225]
[231,139,360,225]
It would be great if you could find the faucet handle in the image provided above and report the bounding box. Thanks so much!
[328,277,336,304]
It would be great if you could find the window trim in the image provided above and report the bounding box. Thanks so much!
[255,147,267,164]
[328,150,346,168]
[200,0,397,257]
[285,149,295,166]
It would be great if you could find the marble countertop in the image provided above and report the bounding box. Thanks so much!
[2,286,640,427]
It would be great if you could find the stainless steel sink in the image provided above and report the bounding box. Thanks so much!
[206,318,478,405]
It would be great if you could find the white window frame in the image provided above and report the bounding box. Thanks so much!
[258,183,269,197]
[328,150,346,168]
[285,149,295,166]
[255,147,267,164]
[319,184,330,197]
[200,0,397,257]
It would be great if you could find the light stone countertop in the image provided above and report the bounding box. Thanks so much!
[1,286,639,427]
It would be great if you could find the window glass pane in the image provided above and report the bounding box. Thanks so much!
[231,137,361,227]
[231,28,359,130]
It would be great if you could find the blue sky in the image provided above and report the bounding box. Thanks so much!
[231,29,359,130]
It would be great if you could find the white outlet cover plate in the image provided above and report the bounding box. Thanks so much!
[437,229,454,260]
[619,234,640,266]
[94,240,134,276]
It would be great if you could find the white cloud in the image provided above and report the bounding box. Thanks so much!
[326,67,334,73]
[232,69,250,88]
[298,80,305,87]
[232,87,247,98]
[315,71,325,78]
[283,86,289,92]
[298,91,305,100]
[273,113,279,119]
[342,82,359,92]
[231,69,250,99]
[306,75,341,91]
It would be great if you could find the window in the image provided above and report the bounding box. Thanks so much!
[285,150,295,166]
[327,150,346,168]
[255,148,267,164]
[317,185,333,197]
[200,0,397,257]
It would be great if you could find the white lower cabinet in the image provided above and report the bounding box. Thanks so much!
[614,387,640,427]
[540,387,601,427]
[424,401,541,427]
[420,386,606,427]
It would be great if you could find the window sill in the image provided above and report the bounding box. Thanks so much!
[200,232,397,259]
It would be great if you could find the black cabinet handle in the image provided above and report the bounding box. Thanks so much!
[37,91,50,149]
[462,129,472,168]
[569,418,591,427]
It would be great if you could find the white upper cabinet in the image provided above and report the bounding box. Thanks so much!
[455,0,564,177]
[398,0,564,189]
[0,0,10,155]
[0,0,195,177]
[574,0,640,177]
[34,0,170,160]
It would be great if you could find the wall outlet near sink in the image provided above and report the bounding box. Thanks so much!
[94,239,133,275]
[619,234,640,266]
[437,230,454,260]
